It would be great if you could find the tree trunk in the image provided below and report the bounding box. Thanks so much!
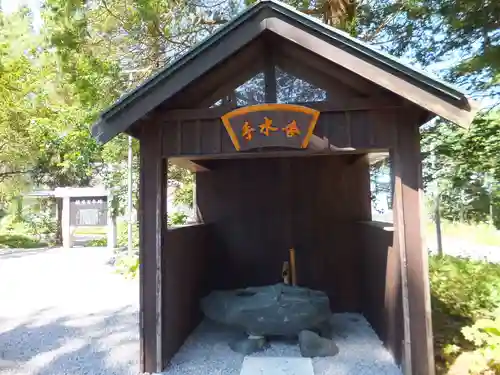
[435,192,443,256]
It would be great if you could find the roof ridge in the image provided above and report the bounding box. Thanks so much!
[93,0,475,143]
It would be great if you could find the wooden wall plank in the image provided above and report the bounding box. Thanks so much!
[358,222,404,367]
[350,111,370,149]
[181,120,199,155]
[196,155,371,312]
[162,224,213,365]
[162,121,176,156]
[328,112,351,149]
[221,125,236,153]
[162,109,396,157]
[200,119,221,154]
[371,109,396,149]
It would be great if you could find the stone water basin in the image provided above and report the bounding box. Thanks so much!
[201,283,331,337]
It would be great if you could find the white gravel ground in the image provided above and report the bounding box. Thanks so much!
[428,237,500,263]
[0,247,139,375]
[161,313,402,375]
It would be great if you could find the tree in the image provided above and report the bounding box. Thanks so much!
[0,11,45,192]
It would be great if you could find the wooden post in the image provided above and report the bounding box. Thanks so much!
[139,122,165,373]
[392,112,435,375]
[107,191,117,250]
[435,192,443,256]
[264,41,277,104]
[62,196,72,248]
[289,248,297,286]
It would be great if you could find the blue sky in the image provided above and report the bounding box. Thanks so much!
[2,0,42,30]
[1,0,494,109]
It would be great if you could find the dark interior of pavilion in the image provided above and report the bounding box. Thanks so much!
[160,151,402,375]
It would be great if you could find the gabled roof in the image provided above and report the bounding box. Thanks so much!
[92,0,477,144]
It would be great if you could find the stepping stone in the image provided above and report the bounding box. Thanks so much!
[299,330,339,357]
[230,336,266,354]
[240,357,314,375]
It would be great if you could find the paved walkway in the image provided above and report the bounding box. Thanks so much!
[0,247,139,375]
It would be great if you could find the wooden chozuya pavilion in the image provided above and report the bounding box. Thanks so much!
[92,1,477,374]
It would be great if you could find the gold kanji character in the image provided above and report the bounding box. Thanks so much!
[241,121,255,141]
[282,120,301,138]
[259,117,278,136]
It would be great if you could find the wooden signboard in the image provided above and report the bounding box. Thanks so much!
[70,196,108,227]
[221,104,320,151]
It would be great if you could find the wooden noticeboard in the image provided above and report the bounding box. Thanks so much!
[69,196,108,227]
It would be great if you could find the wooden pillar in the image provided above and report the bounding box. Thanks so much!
[139,122,165,373]
[61,196,72,248]
[392,113,434,375]
[107,191,117,250]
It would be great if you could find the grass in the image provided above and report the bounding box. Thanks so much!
[425,220,500,247]
[72,226,108,235]
[0,233,47,249]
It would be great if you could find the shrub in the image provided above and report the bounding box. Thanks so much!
[167,211,188,227]
[114,254,139,279]
[117,221,139,249]
[429,255,500,320]
[0,234,47,249]
[87,238,107,247]
[430,255,500,374]
[462,313,500,373]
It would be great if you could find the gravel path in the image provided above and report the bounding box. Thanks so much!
[0,247,139,375]
[162,314,402,375]
[427,236,500,263]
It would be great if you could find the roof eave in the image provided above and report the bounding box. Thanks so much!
[91,0,478,143]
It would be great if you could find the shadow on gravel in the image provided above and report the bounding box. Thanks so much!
[0,306,139,375]
[0,248,54,260]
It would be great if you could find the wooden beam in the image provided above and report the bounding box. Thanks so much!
[264,39,277,103]
[194,40,266,108]
[274,37,385,96]
[266,17,475,127]
[95,15,272,143]
[274,53,361,101]
[171,158,210,172]
[170,148,388,162]
[162,99,402,121]
[392,109,434,375]
[139,122,166,373]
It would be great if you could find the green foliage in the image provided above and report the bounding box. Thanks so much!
[23,211,58,242]
[423,112,500,227]
[114,254,140,279]
[117,221,139,249]
[430,255,500,320]
[245,0,358,34]
[114,220,139,278]
[430,255,500,374]
[0,197,57,246]
[0,12,45,192]
[462,314,500,373]
[168,212,188,227]
[0,234,47,249]
[87,237,107,247]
